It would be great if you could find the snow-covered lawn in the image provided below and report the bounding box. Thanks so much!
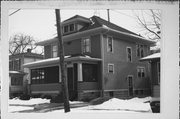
[8,97,152,113]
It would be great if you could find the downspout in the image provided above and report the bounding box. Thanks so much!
[100,33,105,97]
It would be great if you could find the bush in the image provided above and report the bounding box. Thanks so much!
[50,94,63,103]
[19,94,31,100]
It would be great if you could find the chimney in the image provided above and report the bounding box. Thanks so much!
[27,49,32,53]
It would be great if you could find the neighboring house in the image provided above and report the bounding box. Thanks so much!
[140,53,160,97]
[23,15,155,101]
[9,49,43,97]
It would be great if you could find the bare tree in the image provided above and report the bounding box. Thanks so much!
[9,33,41,55]
[133,10,161,42]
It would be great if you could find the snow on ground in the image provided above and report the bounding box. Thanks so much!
[8,98,50,112]
[85,97,152,112]
[8,97,152,113]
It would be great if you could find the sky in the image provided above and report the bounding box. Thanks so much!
[9,9,151,42]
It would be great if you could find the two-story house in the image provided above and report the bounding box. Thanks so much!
[9,49,43,97]
[23,15,155,101]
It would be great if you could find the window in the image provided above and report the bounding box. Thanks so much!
[9,60,13,70]
[82,37,91,53]
[107,36,113,52]
[63,24,75,33]
[137,67,145,78]
[14,59,21,71]
[157,62,160,84]
[136,44,144,58]
[69,24,75,31]
[82,64,97,82]
[31,66,59,84]
[11,77,23,86]
[108,64,114,73]
[52,45,58,58]
[64,25,68,33]
[127,47,132,62]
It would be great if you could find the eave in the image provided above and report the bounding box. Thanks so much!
[37,25,155,46]
[23,56,102,69]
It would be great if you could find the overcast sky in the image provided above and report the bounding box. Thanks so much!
[9,9,152,42]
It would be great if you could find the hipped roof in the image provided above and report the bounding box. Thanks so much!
[37,15,155,46]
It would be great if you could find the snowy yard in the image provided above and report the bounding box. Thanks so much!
[8,97,153,113]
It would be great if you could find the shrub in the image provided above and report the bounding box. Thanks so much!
[19,94,31,100]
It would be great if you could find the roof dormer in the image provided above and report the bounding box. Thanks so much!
[62,15,91,35]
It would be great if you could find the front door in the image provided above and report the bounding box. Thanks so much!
[127,75,133,96]
[67,65,77,101]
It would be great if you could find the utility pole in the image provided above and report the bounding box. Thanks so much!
[55,9,70,113]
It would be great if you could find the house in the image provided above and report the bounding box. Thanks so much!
[23,15,155,101]
[9,49,43,97]
[140,52,160,97]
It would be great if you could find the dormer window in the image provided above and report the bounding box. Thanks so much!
[64,25,68,33]
[63,23,75,34]
[69,24,75,31]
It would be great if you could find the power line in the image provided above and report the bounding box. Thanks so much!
[111,10,136,19]
[9,9,21,16]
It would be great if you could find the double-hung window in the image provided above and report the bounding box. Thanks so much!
[108,64,114,73]
[136,44,144,58]
[52,45,58,58]
[63,24,75,34]
[82,37,91,53]
[107,36,113,52]
[127,47,132,62]
[137,67,145,78]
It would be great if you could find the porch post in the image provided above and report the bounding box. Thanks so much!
[77,63,83,82]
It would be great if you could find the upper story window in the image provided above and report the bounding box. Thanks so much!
[63,24,75,34]
[82,37,91,53]
[107,36,113,53]
[136,44,144,58]
[52,45,58,58]
[9,58,21,71]
[108,64,114,73]
[127,47,132,62]
[137,67,145,78]
[9,60,13,70]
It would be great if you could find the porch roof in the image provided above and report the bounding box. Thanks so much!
[23,55,101,68]
[140,53,160,61]
[9,71,27,76]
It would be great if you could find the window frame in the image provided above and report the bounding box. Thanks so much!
[108,63,114,74]
[157,62,160,84]
[63,23,75,34]
[107,36,113,53]
[52,44,58,58]
[13,58,21,71]
[136,43,144,58]
[137,67,146,78]
[126,47,132,62]
[82,37,91,53]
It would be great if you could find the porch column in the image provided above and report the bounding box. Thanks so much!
[77,63,83,82]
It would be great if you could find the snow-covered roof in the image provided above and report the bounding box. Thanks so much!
[140,53,160,61]
[9,71,26,76]
[23,55,101,68]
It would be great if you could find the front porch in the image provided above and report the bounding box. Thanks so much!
[23,55,102,100]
